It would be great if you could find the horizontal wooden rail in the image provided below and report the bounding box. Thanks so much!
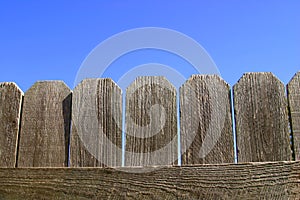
[0,161,299,199]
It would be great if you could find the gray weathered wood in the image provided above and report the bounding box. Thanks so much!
[125,76,177,166]
[180,75,234,164]
[0,82,23,167]
[0,161,299,199]
[70,79,122,167]
[18,81,71,167]
[234,73,291,162]
[287,72,300,160]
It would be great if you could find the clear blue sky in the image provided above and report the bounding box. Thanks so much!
[0,1,299,92]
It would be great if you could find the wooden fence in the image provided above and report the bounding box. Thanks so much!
[0,72,299,199]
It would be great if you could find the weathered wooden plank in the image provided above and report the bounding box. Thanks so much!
[125,76,177,166]
[233,73,291,162]
[0,161,299,199]
[287,72,300,160]
[18,81,71,167]
[0,82,23,167]
[70,79,122,167]
[180,75,234,164]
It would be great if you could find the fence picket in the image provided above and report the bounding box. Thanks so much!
[0,82,23,167]
[287,72,300,160]
[70,79,122,167]
[17,81,71,167]
[125,76,177,166]
[180,75,234,164]
[233,73,291,162]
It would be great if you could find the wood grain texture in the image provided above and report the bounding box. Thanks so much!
[18,81,71,167]
[0,82,23,167]
[287,72,300,160]
[0,162,299,199]
[180,75,234,164]
[70,79,122,167]
[125,76,177,166]
[234,73,291,162]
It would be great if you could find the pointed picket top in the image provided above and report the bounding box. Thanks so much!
[70,78,122,167]
[235,72,285,86]
[0,82,24,95]
[180,74,234,165]
[0,82,23,167]
[288,71,300,85]
[25,80,71,93]
[287,71,300,160]
[233,72,291,162]
[125,76,177,167]
[126,76,176,95]
[18,81,72,167]
[182,74,230,89]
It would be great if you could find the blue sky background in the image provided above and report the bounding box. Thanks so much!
[0,1,299,92]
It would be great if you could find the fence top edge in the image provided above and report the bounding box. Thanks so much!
[233,72,284,89]
[180,74,230,89]
[26,80,71,94]
[126,76,176,92]
[287,71,300,86]
[73,78,121,92]
[0,82,24,95]
[2,72,299,94]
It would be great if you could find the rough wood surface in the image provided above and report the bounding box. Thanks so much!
[18,81,72,167]
[0,162,299,199]
[70,79,122,167]
[0,82,23,167]
[287,72,300,160]
[180,75,234,165]
[233,73,291,162]
[125,77,177,166]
